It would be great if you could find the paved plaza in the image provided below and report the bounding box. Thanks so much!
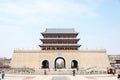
[4,74,118,80]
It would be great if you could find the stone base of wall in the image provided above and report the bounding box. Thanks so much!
[10,50,110,69]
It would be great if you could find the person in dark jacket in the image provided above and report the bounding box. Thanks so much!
[118,73,120,79]
[2,71,5,80]
[73,70,75,76]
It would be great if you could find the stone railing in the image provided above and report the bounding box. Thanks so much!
[5,67,108,75]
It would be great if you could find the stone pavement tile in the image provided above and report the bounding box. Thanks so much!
[70,75,89,80]
[33,76,40,80]
[51,76,70,80]
[96,77,118,80]
[5,74,36,80]
[35,75,53,80]
[4,74,119,80]
[74,75,118,80]
[5,77,22,80]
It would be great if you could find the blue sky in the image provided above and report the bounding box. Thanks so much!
[0,0,120,58]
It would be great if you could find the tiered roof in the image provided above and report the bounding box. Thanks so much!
[39,28,81,50]
[41,28,78,34]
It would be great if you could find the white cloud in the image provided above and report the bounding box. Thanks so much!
[0,0,99,27]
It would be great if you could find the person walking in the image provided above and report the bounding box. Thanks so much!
[112,68,115,75]
[118,73,120,79]
[2,71,5,80]
[73,70,75,76]
[44,70,47,75]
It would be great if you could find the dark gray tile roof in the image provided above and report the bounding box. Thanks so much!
[44,28,77,33]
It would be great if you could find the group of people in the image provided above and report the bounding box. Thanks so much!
[106,67,120,79]
[107,68,116,75]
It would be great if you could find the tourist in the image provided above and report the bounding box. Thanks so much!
[77,66,79,71]
[0,70,2,80]
[73,70,75,76]
[112,68,116,75]
[118,73,120,79]
[44,70,47,75]
[109,68,112,74]
[2,71,5,80]
[107,67,109,74]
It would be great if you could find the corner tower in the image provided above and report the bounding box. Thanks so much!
[39,28,81,50]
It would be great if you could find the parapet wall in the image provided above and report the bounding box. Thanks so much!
[13,49,106,53]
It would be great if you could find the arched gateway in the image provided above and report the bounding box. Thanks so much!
[42,60,49,69]
[11,28,110,72]
[71,60,78,69]
[54,57,66,69]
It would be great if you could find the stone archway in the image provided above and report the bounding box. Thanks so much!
[71,60,78,69]
[42,60,49,69]
[54,57,66,69]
